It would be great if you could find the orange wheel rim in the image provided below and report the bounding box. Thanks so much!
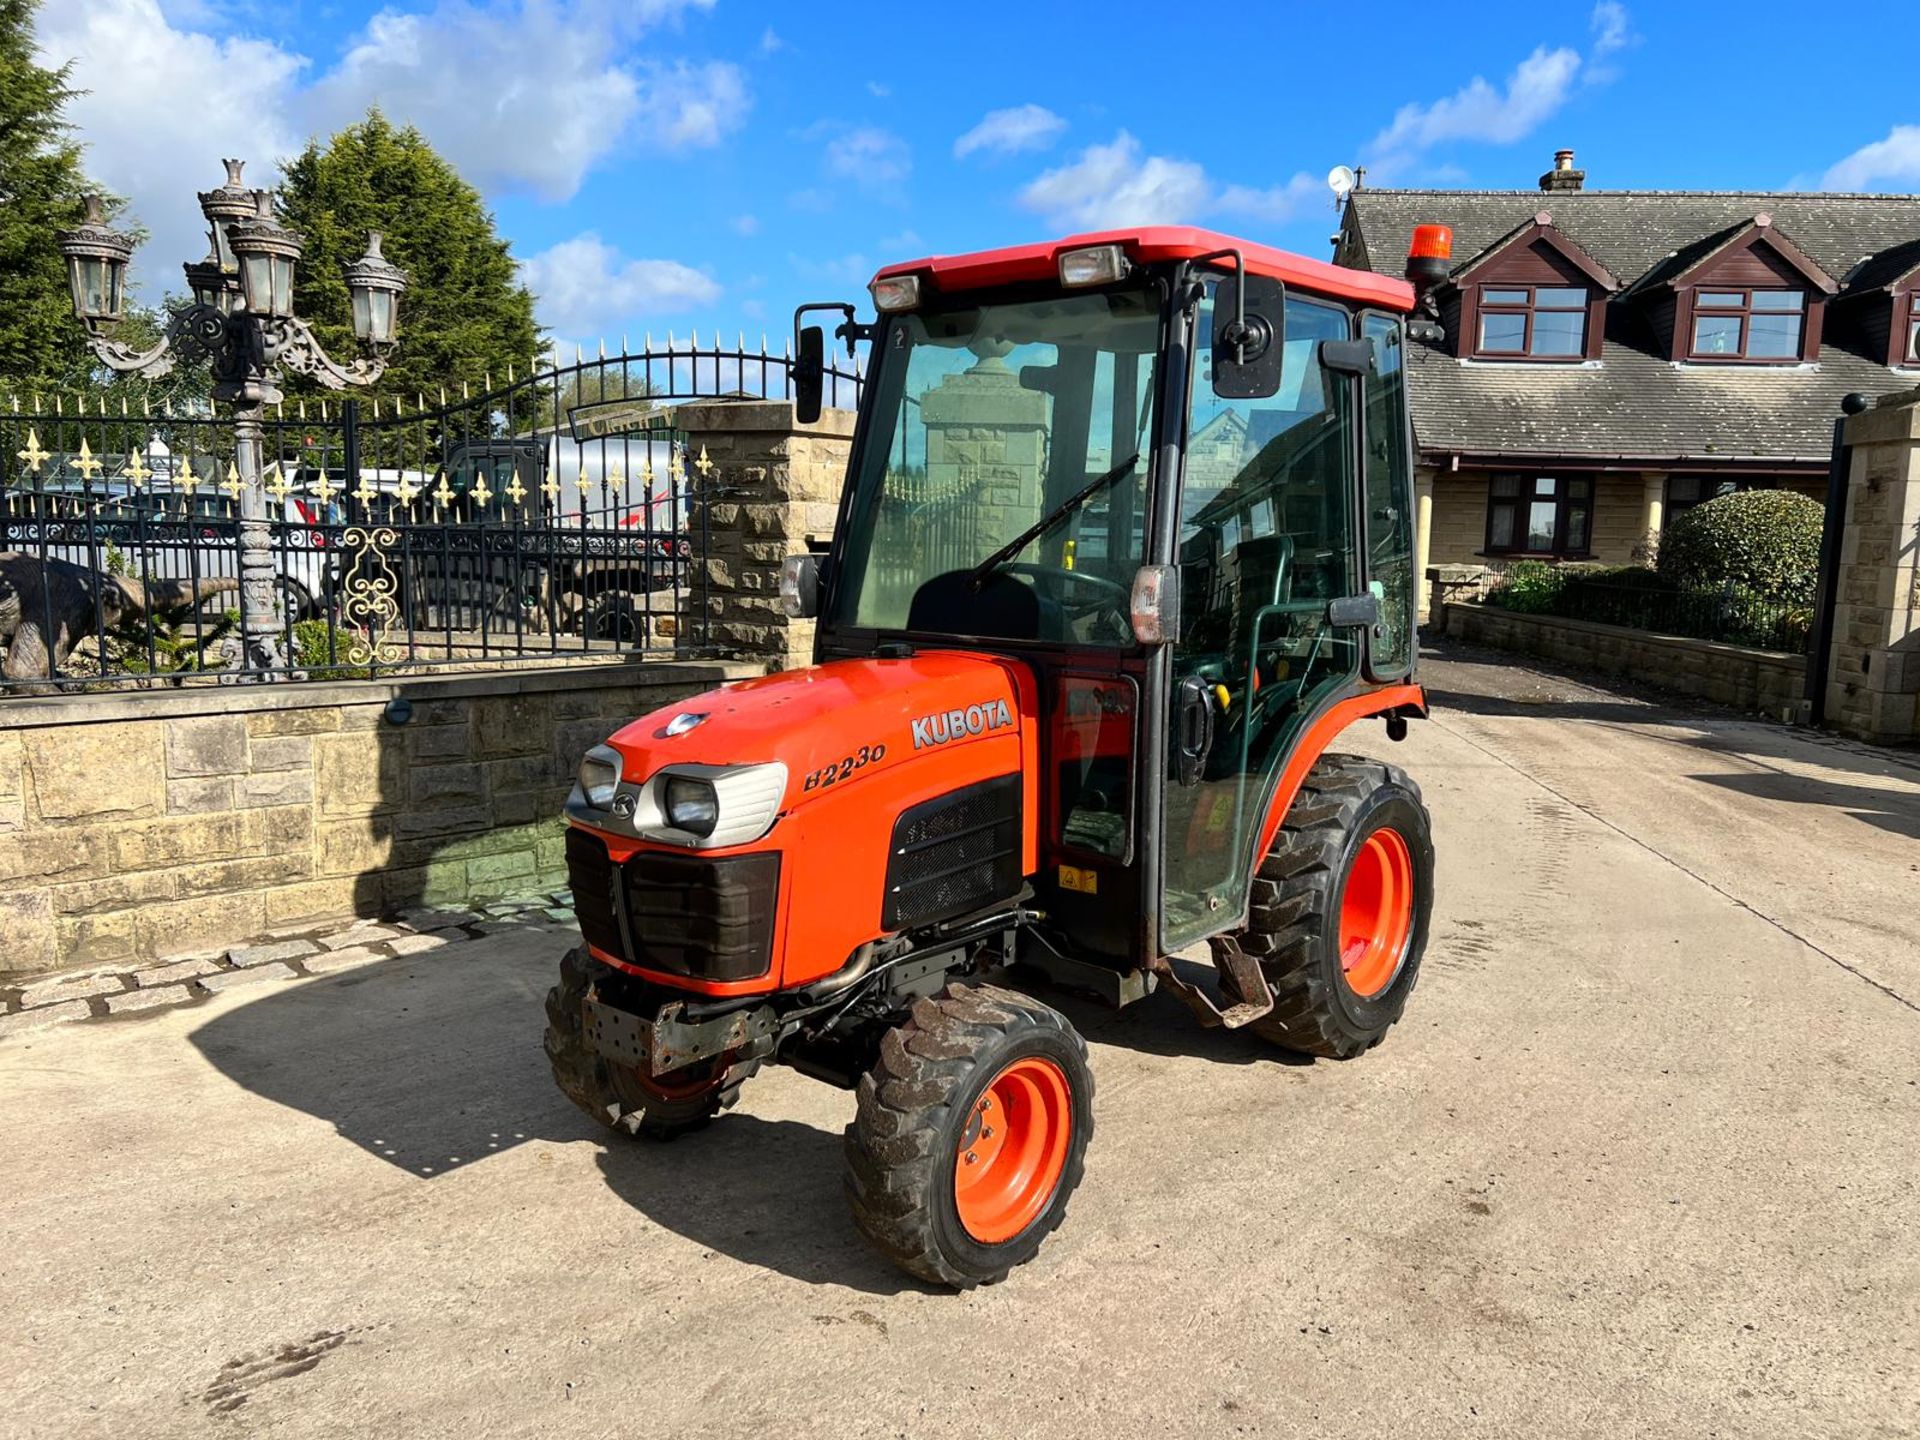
[953,1056,1072,1244]
[1338,828,1415,999]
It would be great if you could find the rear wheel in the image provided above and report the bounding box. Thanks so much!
[845,984,1093,1288]
[543,946,758,1139]
[1236,754,1434,1058]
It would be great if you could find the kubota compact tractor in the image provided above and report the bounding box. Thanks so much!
[546,224,1448,1287]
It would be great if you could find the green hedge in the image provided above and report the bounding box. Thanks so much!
[1486,563,1810,652]
[1656,489,1823,605]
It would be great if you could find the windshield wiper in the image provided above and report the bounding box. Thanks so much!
[964,453,1139,592]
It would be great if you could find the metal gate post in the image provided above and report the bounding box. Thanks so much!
[1805,392,1868,726]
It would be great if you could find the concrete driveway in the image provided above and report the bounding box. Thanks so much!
[3,644,1916,1439]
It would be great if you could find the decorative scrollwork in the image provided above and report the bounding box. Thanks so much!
[264,314,389,391]
[339,524,406,666]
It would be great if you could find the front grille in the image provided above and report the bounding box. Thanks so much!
[884,775,1022,930]
[567,826,623,958]
[565,826,779,982]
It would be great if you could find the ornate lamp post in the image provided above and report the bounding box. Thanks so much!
[56,161,406,675]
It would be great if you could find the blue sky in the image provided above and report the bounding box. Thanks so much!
[36,0,1920,359]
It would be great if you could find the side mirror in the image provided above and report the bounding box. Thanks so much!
[780,552,821,619]
[1212,274,1286,400]
[794,325,825,424]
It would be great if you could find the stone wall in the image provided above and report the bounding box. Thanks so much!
[1824,389,1920,744]
[1444,601,1807,718]
[0,660,752,977]
[677,400,855,670]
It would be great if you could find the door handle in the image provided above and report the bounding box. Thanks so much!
[1176,675,1215,787]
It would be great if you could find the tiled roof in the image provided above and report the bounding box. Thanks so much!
[1342,189,1920,464]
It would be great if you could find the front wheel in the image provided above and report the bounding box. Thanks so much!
[1236,754,1435,1058]
[845,984,1093,1288]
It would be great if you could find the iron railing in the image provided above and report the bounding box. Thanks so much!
[1488,573,1814,653]
[0,337,863,693]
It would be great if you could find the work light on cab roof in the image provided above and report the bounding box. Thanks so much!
[545,222,1438,1292]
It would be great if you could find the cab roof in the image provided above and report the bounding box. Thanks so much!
[871,225,1415,313]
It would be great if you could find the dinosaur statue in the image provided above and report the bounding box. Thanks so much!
[0,551,241,694]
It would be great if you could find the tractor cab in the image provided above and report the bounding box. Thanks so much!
[548,226,1442,1289]
[792,228,1424,981]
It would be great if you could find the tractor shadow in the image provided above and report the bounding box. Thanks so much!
[1035,957,1315,1069]
[186,934,920,1295]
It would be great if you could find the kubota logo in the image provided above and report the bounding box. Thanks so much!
[911,699,1014,750]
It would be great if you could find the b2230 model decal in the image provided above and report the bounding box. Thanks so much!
[802,744,887,792]
[911,698,1014,750]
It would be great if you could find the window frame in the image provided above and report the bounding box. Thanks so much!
[1483,473,1594,559]
[1904,291,1920,366]
[1684,286,1809,364]
[1469,282,1593,362]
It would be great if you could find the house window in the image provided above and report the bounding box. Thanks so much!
[1905,293,1920,365]
[1666,476,1793,518]
[1476,285,1589,358]
[1689,289,1805,360]
[1486,475,1592,556]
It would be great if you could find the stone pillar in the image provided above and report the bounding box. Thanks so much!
[918,346,1049,556]
[1824,388,1920,743]
[1640,472,1667,559]
[675,400,855,671]
[1413,468,1435,622]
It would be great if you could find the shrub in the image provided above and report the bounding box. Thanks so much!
[1488,559,1564,613]
[1656,489,1823,604]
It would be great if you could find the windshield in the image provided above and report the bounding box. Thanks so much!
[829,284,1163,646]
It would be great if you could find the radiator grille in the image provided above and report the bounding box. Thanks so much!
[565,825,779,982]
[883,775,1022,930]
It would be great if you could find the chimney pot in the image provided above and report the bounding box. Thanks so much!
[1540,148,1586,193]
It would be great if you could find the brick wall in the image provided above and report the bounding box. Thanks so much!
[0,660,753,977]
[1444,602,1807,717]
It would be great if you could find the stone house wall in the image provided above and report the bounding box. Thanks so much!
[0,660,752,977]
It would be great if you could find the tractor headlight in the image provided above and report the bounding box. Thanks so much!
[577,745,623,809]
[663,775,719,838]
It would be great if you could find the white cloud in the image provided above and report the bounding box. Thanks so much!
[1019,132,1210,229]
[823,126,911,189]
[866,81,891,99]
[35,0,737,298]
[1017,131,1319,232]
[759,27,782,54]
[1821,125,1920,191]
[521,233,719,335]
[1367,45,1582,170]
[629,59,750,150]
[731,214,761,236]
[954,104,1068,159]
[34,0,305,290]
[1590,1,1633,56]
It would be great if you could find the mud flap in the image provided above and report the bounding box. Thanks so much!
[1146,934,1275,1030]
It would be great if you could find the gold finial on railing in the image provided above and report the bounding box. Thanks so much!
[505,473,527,507]
[469,470,493,507]
[354,471,379,508]
[15,428,49,473]
[221,460,244,499]
[123,448,153,487]
[575,466,591,502]
[432,471,455,510]
[264,461,291,504]
[394,472,420,512]
[312,468,337,505]
[73,438,102,481]
[540,468,560,506]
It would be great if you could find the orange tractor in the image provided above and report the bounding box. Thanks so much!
[547,225,1445,1286]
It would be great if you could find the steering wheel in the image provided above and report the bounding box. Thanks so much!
[997,562,1132,642]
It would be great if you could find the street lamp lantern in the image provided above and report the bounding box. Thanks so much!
[227,189,302,320]
[56,195,134,328]
[53,155,405,681]
[343,231,406,348]
[183,244,242,317]
[197,157,255,275]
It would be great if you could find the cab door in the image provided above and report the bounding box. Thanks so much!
[1158,287,1363,952]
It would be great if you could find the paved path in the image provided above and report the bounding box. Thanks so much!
[3,648,1915,1439]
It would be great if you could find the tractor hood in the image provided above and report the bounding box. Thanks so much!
[601,651,1031,815]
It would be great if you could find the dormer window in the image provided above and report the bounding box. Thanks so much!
[1476,285,1589,358]
[1689,288,1805,360]
[1905,293,1920,365]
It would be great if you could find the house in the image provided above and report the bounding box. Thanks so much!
[1332,151,1920,615]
